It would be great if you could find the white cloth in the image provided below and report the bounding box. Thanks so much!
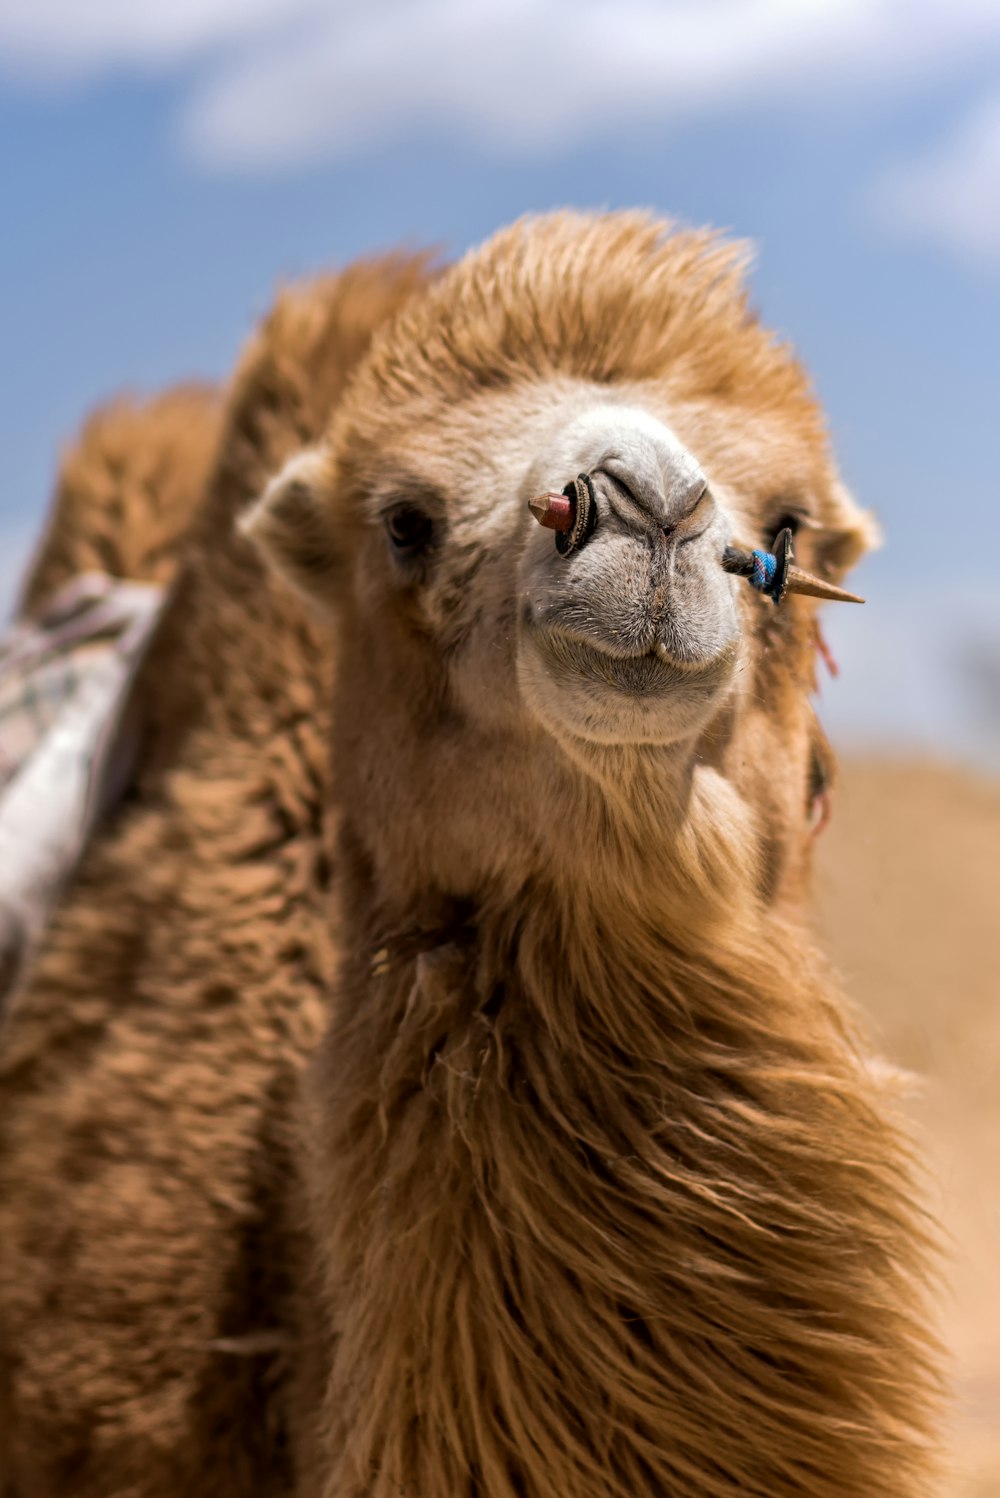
[0,573,167,1007]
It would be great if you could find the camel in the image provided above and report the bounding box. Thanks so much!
[0,214,940,1496]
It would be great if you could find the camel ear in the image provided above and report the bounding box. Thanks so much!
[240,448,339,606]
[821,480,881,575]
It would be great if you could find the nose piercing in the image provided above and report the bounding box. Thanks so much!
[527,474,598,557]
[722,527,864,605]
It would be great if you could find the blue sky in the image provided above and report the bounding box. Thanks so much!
[1,0,998,763]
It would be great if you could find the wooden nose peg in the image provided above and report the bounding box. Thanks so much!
[528,474,598,557]
[722,528,864,605]
[528,492,574,532]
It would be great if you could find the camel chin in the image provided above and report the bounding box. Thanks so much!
[517,625,740,746]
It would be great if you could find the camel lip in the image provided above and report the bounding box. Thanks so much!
[526,623,736,697]
[546,627,660,664]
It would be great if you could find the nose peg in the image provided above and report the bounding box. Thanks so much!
[722,527,864,605]
[528,474,598,557]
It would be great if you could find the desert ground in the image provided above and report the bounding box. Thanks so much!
[818,759,1000,1497]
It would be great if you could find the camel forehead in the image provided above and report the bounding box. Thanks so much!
[521,402,706,499]
[321,211,858,552]
[362,387,698,506]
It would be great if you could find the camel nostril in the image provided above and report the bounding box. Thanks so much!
[667,483,716,544]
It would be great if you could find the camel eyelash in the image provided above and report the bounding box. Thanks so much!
[766,506,815,545]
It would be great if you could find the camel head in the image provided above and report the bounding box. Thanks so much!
[244,213,874,913]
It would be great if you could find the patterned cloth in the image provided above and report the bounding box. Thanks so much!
[0,573,167,1008]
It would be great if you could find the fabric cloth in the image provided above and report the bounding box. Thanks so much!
[0,573,167,1008]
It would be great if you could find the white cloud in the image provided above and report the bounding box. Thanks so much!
[1,0,999,168]
[0,0,318,79]
[181,0,1000,168]
[874,94,1000,265]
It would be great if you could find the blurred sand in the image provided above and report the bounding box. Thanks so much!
[818,760,1000,1497]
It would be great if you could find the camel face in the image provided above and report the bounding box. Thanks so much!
[250,383,744,753]
[244,213,876,896]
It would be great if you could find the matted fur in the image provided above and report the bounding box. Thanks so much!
[250,213,942,1495]
[0,256,432,1496]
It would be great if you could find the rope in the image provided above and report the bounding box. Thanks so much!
[750,549,780,604]
[751,550,776,591]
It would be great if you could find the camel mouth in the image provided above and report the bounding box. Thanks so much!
[517,620,740,745]
[527,624,738,700]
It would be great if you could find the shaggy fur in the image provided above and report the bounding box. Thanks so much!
[249,213,942,1496]
[19,384,223,616]
[0,215,940,1497]
[0,256,432,1496]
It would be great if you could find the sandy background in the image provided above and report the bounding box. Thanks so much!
[819,760,1000,1496]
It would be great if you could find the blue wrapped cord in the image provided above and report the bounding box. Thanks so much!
[750,549,781,604]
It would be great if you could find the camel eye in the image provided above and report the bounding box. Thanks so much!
[770,514,799,546]
[766,507,814,550]
[385,504,435,557]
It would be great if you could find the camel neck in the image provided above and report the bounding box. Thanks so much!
[311,851,939,1498]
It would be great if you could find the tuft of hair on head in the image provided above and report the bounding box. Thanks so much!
[239,447,339,607]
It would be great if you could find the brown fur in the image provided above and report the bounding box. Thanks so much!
[0,215,941,1497]
[249,213,942,1495]
[0,256,432,1496]
[19,385,223,616]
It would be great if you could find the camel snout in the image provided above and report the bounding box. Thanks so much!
[592,456,713,549]
[518,478,741,745]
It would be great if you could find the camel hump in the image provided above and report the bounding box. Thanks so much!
[19,383,223,617]
[2,385,221,1010]
[0,258,436,1016]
